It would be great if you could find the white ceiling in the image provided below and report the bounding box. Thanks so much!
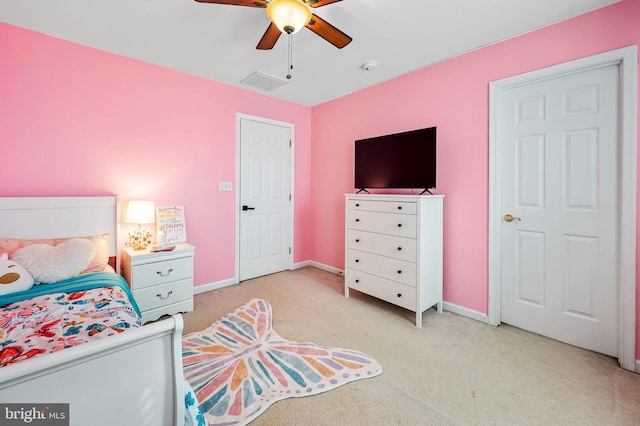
[0,0,621,106]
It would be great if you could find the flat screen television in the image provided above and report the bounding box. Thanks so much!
[354,126,436,194]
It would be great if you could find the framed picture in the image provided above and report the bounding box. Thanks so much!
[156,205,187,244]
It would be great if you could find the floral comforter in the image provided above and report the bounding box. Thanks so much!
[0,272,141,368]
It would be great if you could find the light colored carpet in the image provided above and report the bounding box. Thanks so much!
[182,298,382,425]
[182,267,640,425]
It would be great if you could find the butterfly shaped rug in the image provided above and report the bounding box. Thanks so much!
[182,298,382,426]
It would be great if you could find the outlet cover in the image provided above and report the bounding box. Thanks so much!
[219,181,233,192]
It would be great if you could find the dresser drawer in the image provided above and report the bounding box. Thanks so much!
[347,229,417,262]
[130,257,193,289]
[347,199,417,214]
[347,270,416,312]
[346,210,417,238]
[133,278,193,312]
[346,249,416,286]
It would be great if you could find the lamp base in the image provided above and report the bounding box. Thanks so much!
[128,228,152,250]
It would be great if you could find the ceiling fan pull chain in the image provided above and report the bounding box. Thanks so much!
[286,33,293,79]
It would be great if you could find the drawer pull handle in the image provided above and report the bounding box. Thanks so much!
[355,259,360,263]
[397,223,402,228]
[397,206,402,210]
[355,218,360,222]
[157,290,173,300]
[397,270,402,274]
[355,239,360,243]
[397,247,402,251]
[397,293,402,298]
[156,268,173,277]
[355,279,359,283]
[355,203,360,207]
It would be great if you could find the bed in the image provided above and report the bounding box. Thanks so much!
[0,196,188,425]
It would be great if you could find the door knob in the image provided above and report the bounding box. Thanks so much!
[504,214,521,222]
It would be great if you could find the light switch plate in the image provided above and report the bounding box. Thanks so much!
[219,181,233,192]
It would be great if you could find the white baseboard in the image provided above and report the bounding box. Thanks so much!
[285,262,495,325]
[192,264,486,326]
[193,277,237,295]
[188,264,491,326]
[192,261,344,296]
[291,260,312,270]
[442,301,490,324]
[636,359,640,374]
[295,262,491,325]
[295,260,344,276]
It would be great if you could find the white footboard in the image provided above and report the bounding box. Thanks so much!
[0,315,185,426]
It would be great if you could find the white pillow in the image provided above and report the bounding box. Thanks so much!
[11,238,96,284]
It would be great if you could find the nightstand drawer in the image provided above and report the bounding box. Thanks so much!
[133,279,192,312]
[130,257,193,289]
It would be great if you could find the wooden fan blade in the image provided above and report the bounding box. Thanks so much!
[309,0,343,8]
[194,0,267,7]
[257,23,282,50]
[306,14,352,48]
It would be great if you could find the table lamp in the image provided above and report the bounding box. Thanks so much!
[123,200,155,250]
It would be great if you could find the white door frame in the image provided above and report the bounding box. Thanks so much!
[234,113,295,283]
[488,46,638,371]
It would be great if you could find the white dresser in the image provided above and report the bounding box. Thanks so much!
[121,243,195,324]
[344,194,443,327]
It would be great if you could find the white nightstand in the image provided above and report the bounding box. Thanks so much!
[121,242,195,324]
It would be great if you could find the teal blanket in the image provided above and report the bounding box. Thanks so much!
[0,272,141,318]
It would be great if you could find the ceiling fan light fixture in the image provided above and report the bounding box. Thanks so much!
[266,0,312,35]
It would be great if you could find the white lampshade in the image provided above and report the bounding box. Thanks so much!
[123,200,156,225]
[266,0,312,35]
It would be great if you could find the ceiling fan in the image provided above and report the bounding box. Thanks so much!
[195,0,352,50]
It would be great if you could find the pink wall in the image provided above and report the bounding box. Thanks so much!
[0,22,313,287]
[310,0,640,355]
[1,1,639,359]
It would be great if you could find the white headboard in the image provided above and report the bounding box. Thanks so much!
[0,196,120,259]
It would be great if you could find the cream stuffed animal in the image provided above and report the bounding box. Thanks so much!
[0,253,34,296]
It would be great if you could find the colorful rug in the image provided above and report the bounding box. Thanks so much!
[182,298,382,426]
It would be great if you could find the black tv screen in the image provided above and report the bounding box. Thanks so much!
[354,126,436,192]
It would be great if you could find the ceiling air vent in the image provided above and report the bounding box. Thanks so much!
[240,71,290,92]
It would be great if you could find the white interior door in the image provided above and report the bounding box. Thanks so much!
[238,116,293,281]
[499,63,620,356]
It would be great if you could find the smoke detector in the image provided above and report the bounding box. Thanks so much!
[363,61,378,71]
